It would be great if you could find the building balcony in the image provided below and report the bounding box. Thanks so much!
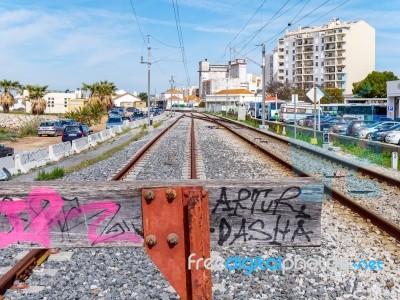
[304,77,314,82]
[303,47,313,52]
[303,56,313,60]
[303,64,313,68]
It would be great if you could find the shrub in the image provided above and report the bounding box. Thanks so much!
[35,167,65,181]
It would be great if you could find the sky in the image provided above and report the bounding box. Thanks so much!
[1,0,399,96]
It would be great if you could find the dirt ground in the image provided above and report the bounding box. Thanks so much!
[2,116,107,152]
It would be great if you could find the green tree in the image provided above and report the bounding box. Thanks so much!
[138,92,148,101]
[320,87,344,104]
[82,80,117,110]
[352,71,398,98]
[25,84,48,114]
[0,80,23,113]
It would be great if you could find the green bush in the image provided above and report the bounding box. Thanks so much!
[18,118,42,137]
[0,128,18,141]
[35,167,65,181]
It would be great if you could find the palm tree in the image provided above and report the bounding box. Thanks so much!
[82,81,117,111]
[25,84,48,115]
[0,79,23,113]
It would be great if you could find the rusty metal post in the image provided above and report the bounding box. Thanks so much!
[142,187,212,300]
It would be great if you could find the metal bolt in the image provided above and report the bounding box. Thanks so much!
[144,189,156,202]
[165,189,177,201]
[167,233,179,246]
[145,234,157,247]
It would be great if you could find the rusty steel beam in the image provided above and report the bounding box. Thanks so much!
[142,187,212,300]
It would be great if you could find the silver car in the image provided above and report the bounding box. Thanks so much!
[37,120,64,136]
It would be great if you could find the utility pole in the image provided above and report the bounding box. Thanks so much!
[169,76,175,115]
[261,44,266,126]
[140,35,151,126]
[313,84,317,139]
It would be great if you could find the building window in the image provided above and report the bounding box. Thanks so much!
[286,50,289,54]
[322,38,325,43]
[292,42,295,47]
[315,62,318,67]
[315,46,318,51]
[321,46,324,51]
[315,56,318,59]
[286,70,288,75]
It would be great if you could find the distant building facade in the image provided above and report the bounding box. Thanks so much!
[198,58,262,100]
[265,18,375,95]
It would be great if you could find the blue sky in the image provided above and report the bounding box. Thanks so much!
[1,0,399,95]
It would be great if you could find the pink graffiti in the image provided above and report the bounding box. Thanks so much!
[0,187,142,248]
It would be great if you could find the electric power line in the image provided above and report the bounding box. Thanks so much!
[128,0,146,45]
[171,0,191,86]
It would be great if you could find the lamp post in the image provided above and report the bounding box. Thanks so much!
[254,92,257,118]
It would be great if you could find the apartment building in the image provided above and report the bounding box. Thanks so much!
[198,58,261,99]
[266,18,375,95]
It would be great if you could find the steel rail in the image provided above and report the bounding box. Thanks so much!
[198,114,400,241]
[190,115,197,179]
[111,115,184,181]
[0,116,184,298]
[204,114,400,187]
[0,249,49,298]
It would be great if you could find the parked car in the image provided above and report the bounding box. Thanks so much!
[355,121,400,139]
[121,116,133,123]
[370,124,400,142]
[343,120,376,136]
[297,115,314,127]
[384,130,400,145]
[37,120,64,136]
[0,144,14,158]
[106,116,123,129]
[108,108,122,116]
[59,119,78,128]
[320,117,358,130]
[62,125,91,142]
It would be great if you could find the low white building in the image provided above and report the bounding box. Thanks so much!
[387,80,400,120]
[25,89,82,114]
[113,92,142,107]
[205,89,256,112]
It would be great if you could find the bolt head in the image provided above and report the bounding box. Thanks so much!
[167,233,179,245]
[144,189,156,202]
[145,234,157,247]
[165,189,177,201]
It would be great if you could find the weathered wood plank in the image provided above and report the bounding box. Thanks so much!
[0,179,322,248]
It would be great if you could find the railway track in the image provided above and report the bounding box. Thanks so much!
[1,113,399,299]
[195,113,400,241]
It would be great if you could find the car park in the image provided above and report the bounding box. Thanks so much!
[62,125,91,142]
[370,124,400,142]
[37,120,64,136]
[0,144,14,158]
[355,121,400,139]
[106,116,123,129]
[384,130,400,145]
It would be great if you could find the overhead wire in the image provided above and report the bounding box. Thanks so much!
[305,0,350,26]
[128,0,146,45]
[171,0,191,86]
[220,0,271,62]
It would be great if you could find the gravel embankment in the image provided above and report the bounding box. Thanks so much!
[3,115,400,300]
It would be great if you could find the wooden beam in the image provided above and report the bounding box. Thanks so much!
[0,179,322,249]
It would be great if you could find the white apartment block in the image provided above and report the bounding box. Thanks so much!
[198,58,260,99]
[266,18,375,95]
